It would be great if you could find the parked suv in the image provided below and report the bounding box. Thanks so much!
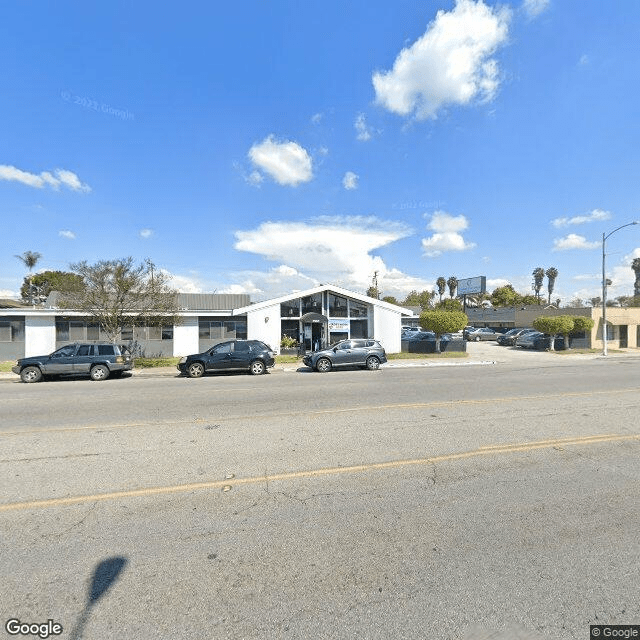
[178,340,276,377]
[303,339,387,372]
[12,343,132,383]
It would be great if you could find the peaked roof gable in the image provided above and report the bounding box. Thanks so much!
[233,284,413,315]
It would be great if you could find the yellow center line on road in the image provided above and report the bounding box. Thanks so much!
[2,386,640,436]
[1,432,638,513]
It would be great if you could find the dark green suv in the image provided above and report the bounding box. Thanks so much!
[12,343,133,383]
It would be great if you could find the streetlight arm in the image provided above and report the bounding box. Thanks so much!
[604,221,639,242]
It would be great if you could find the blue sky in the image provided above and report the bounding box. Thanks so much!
[2,0,640,304]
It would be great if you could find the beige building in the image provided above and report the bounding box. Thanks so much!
[466,305,640,350]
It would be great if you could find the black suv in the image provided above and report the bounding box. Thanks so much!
[178,340,276,378]
[12,343,132,383]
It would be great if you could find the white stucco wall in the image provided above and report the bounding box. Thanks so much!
[25,315,57,356]
[173,316,199,356]
[373,306,402,353]
[246,303,282,353]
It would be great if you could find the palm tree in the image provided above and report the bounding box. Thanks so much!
[545,267,558,304]
[436,277,446,303]
[632,258,640,297]
[532,267,545,302]
[447,276,458,299]
[15,251,42,304]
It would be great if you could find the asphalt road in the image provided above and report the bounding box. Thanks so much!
[1,350,639,639]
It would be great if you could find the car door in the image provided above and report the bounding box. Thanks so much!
[73,344,95,373]
[44,344,78,374]
[227,341,251,370]
[332,340,360,366]
[205,341,234,371]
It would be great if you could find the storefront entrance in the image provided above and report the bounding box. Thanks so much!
[300,312,328,353]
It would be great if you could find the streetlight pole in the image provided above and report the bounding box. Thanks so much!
[602,221,639,356]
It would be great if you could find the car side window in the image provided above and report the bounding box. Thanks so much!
[77,345,92,356]
[212,343,232,354]
[97,345,115,356]
[235,341,250,352]
[53,345,76,358]
[337,341,351,350]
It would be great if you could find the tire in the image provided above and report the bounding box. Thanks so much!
[249,360,266,375]
[187,362,205,378]
[20,366,42,383]
[365,356,381,370]
[315,357,332,373]
[474,336,480,342]
[90,364,110,381]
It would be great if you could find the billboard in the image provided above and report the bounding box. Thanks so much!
[457,276,486,296]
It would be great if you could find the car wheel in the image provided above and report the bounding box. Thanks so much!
[20,366,42,383]
[90,364,110,381]
[365,356,381,370]
[475,336,480,342]
[187,362,205,378]
[249,360,266,375]
[316,357,332,373]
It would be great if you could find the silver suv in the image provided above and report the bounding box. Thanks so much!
[12,343,133,382]
[303,339,387,373]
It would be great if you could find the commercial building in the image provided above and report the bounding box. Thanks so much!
[0,284,412,360]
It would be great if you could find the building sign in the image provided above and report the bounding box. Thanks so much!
[328,319,349,332]
[457,276,486,296]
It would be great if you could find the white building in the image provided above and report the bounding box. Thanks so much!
[0,285,413,359]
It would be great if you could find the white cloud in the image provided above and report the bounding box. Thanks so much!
[343,171,359,190]
[372,0,510,120]
[0,289,18,298]
[553,234,599,251]
[233,216,431,298]
[311,112,323,124]
[522,0,550,19]
[139,228,153,239]
[578,54,589,66]
[59,230,76,239]
[551,209,611,228]
[0,165,91,192]
[421,211,476,257]
[248,135,313,186]
[355,113,373,141]
[161,270,204,294]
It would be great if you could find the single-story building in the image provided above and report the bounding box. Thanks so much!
[0,284,413,360]
[466,305,640,349]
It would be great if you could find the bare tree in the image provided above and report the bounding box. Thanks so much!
[532,267,545,302]
[15,251,42,305]
[446,276,458,299]
[545,267,559,304]
[58,257,181,342]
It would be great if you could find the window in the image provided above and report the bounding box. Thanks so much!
[328,294,348,318]
[56,320,70,341]
[349,300,368,318]
[302,293,322,315]
[121,325,133,341]
[212,342,232,354]
[280,299,300,318]
[77,345,92,356]
[87,323,100,340]
[0,318,24,342]
[235,341,250,352]
[162,326,173,340]
[97,345,116,355]
[350,319,368,338]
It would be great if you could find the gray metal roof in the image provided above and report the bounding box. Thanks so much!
[177,293,250,310]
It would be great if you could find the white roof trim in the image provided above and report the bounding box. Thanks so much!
[233,283,413,315]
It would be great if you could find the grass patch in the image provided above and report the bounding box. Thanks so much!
[0,361,14,372]
[275,355,302,364]
[133,357,181,368]
[388,351,468,359]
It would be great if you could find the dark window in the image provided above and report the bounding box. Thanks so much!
[349,300,368,318]
[235,341,250,352]
[212,342,232,354]
[54,345,76,357]
[77,345,92,356]
[56,321,70,341]
[87,323,100,340]
[280,299,300,318]
[162,326,173,340]
[328,294,348,318]
[302,293,322,315]
[97,345,116,355]
[121,325,133,341]
[350,319,368,338]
